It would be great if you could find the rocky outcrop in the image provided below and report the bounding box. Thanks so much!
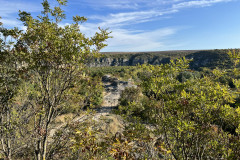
[87,49,232,70]
[88,55,171,67]
[101,75,136,108]
[88,57,130,67]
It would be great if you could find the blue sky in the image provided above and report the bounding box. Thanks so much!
[1,0,240,52]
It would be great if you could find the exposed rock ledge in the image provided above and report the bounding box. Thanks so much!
[87,50,232,70]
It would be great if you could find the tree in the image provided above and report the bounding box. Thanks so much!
[0,17,23,160]
[17,0,111,159]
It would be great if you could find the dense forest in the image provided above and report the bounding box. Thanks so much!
[1,0,240,160]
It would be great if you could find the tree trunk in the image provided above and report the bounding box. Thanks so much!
[6,108,12,160]
[6,138,12,160]
[35,114,42,160]
[42,105,54,160]
[42,137,47,160]
[0,106,12,160]
[35,140,41,160]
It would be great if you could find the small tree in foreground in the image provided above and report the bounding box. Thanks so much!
[16,0,111,159]
[0,17,23,160]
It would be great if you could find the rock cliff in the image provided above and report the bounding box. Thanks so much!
[87,49,232,70]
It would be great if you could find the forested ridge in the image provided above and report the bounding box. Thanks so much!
[1,0,240,160]
[89,49,233,69]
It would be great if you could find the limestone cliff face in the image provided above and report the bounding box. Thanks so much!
[87,50,232,69]
[88,57,130,67]
[88,55,172,67]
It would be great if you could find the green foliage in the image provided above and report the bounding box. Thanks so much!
[70,120,109,159]
[69,115,159,160]
[228,49,240,67]
[177,70,201,82]
[117,56,240,159]
[89,66,139,81]
[119,87,141,106]
[61,75,104,113]
[0,0,110,159]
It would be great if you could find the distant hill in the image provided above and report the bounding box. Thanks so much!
[101,50,210,55]
[87,49,235,70]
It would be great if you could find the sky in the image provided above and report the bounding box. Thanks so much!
[0,0,240,52]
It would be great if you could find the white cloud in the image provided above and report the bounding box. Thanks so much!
[74,0,233,10]
[88,0,232,28]
[0,0,41,28]
[58,21,180,52]
[0,0,41,17]
[74,0,148,10]
[101,28,180,52]
[104,2,139,9]
[172,0,233,9]
[0,19,20,26]
[90,9,178,28]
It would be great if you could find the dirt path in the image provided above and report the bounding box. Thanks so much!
[49,76,136,137]
[97,75,136,114]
